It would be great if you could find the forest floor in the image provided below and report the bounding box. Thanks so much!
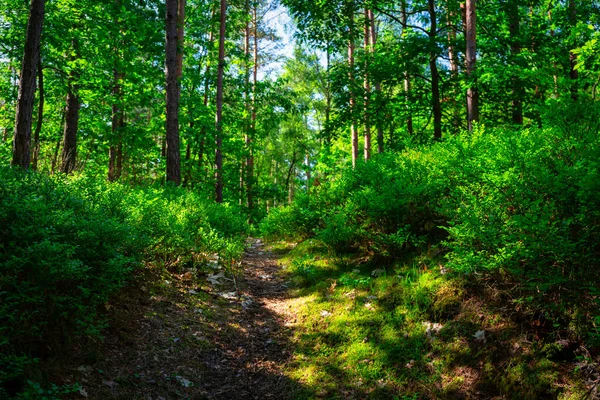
[50,240,599,400]
[54,239,302,399]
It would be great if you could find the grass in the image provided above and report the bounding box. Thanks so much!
[277,240,594,399]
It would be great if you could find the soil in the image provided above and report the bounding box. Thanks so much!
[60,239,299,400]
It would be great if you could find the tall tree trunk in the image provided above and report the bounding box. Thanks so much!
[177,0,186,78]
[507,0,523,124]
[401,0,413,136]
[215,0,227,203]
[12,0,45,169]
[348,7,358,168]
[568,0,578,101]
[109,67,124,181]
[428,0,442,140]
[447,6,460,132]
[465,0,479,131]
[368,9,383,153]
[325,44,332,145]
[246,4,257,215]
[32,57,43,170]
[198,6,216,180]
[60,79,80,174]
[363,7,371,161]
[165,0,181,185]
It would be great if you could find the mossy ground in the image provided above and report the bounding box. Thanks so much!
[278,240,595,400]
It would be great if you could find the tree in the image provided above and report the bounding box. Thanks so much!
[215,0,227,202]
[464,0,478,131]
[165,0,181,184]
[11,0,45,169]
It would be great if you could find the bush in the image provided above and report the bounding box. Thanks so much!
[0,168,248,396]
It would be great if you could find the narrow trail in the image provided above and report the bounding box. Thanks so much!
[63,239,300,399]
[198,239,298,399]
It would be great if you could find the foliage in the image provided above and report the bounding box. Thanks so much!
[265,107,600,340]
[0,168,247,396]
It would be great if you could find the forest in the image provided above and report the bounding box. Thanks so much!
[2,0,600,398]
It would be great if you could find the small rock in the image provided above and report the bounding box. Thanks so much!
[320,310,332,317]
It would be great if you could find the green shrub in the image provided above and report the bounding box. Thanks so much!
[0,168,248,395]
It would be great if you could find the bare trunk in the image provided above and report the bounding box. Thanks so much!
[401,0,413,135]
[12,0,45,169]
[32,57,43,170]
[569,0,578,101]
[246,5,257,214]
[447,7,460,131]
[348,8,358,168]
[198,7,216,180]
[215,0,227,203]
[165,0,181,184]
[507,0,523,124]
[368,10,384,153]
[60,81,79,174]
[363,7,371,161]
[109,68,124,182]
[465,0,479,131]
[428,0,442,140]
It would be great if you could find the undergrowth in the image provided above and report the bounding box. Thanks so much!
[0,168,247,398]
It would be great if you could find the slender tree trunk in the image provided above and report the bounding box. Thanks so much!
[177,0,186,78]
[368,9,383,153]
[32,58,44,170]
[109,69,124,181]
[465,0,479,131]
[428,0,442,140]
[568,0,578,101]
[215,0,227,203]
[348,8,358,168]
[165,0,181,184]
[507,0,523,124]
[401,0,413,136]
[325,44,332,145]
[246,5,257,214]
[51,110,65,173]
[447,7,460,132]
[363,7,371,161]
[198,6,216,180]
[12,0,45,169]
[60,79,80,174]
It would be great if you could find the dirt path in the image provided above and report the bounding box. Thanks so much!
[63,239,299,399]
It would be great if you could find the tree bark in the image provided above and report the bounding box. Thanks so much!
[12,0,45,169]
[447,6,460,132]
[368,9,383,154]
[348,6,358,168]
[465,0,479,131]
[401,0,413,136]
[165,0,181,184]
[428,0,442,140]
[32,57,44,170]
[568,0,578,101]
[507,0,523,124]
[215,0,227,203]
[363,7,371,161]
[246,4,258,214]
[60,79,80,174]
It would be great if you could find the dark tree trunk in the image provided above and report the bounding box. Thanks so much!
[447,6,461,132]
[32,57,44,170]
[363,7,371,161]
[109,69,124,182]
[568,0,578,101]
[428,0,442,140]
[507,0,523,124]
[368,9,383,154]
[246,5,257,215]
[165,0,181,185]
[12,0,45,169]
[60,81,80,174]
[401,0,413,136]
[465,0,479,131]
[348,6,358,168]
[215,0,227,203]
